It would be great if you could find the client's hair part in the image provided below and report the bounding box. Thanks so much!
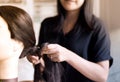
[0,5,36,58]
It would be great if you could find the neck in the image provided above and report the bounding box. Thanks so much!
[62,10,80,35]
[66,9,80,21]
[0,56,19,79]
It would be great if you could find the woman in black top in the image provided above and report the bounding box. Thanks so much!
[29,0,113,82]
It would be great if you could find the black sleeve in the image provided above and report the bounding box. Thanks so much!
[91,18,113,67]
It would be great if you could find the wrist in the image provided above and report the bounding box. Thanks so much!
[65,50,75,63]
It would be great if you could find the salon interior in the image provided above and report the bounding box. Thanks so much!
[0,0,120,82]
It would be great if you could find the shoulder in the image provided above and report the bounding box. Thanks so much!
[92,15,106,29]
[41,16,59,26]
[91,15,108,34]
[40,16,59,34]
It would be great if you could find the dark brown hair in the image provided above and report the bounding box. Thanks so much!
[0,5,46,82]
[0,5,36,58]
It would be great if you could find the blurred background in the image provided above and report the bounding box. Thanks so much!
[0,0,120,82]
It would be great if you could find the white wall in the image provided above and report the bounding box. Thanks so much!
[0,0,34,19]
[100,1,120,82]
[93,0,100,17]
[100,0,120,30]
[109,0,120,30]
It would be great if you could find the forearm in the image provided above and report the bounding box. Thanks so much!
[66,51,109,82]
[38,44,109,81]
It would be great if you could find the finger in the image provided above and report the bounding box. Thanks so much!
[47,44,58,49]
[27,55,34,63]
[31,56,39,62]
[41,42,49,49]
[51,57,60,62]
[41,43,50,51]
[47,54,59,61]
[47,54,51,58]
[42,44,57,51]
[27,56,39,64]
[33,60,40,65]
[47,54,53,58]
[41,44,58,55]
[40,58,45,67]
[43,48,58,55]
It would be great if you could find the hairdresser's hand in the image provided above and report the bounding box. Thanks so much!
[27,55,44,66]
[41,44,72,62]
